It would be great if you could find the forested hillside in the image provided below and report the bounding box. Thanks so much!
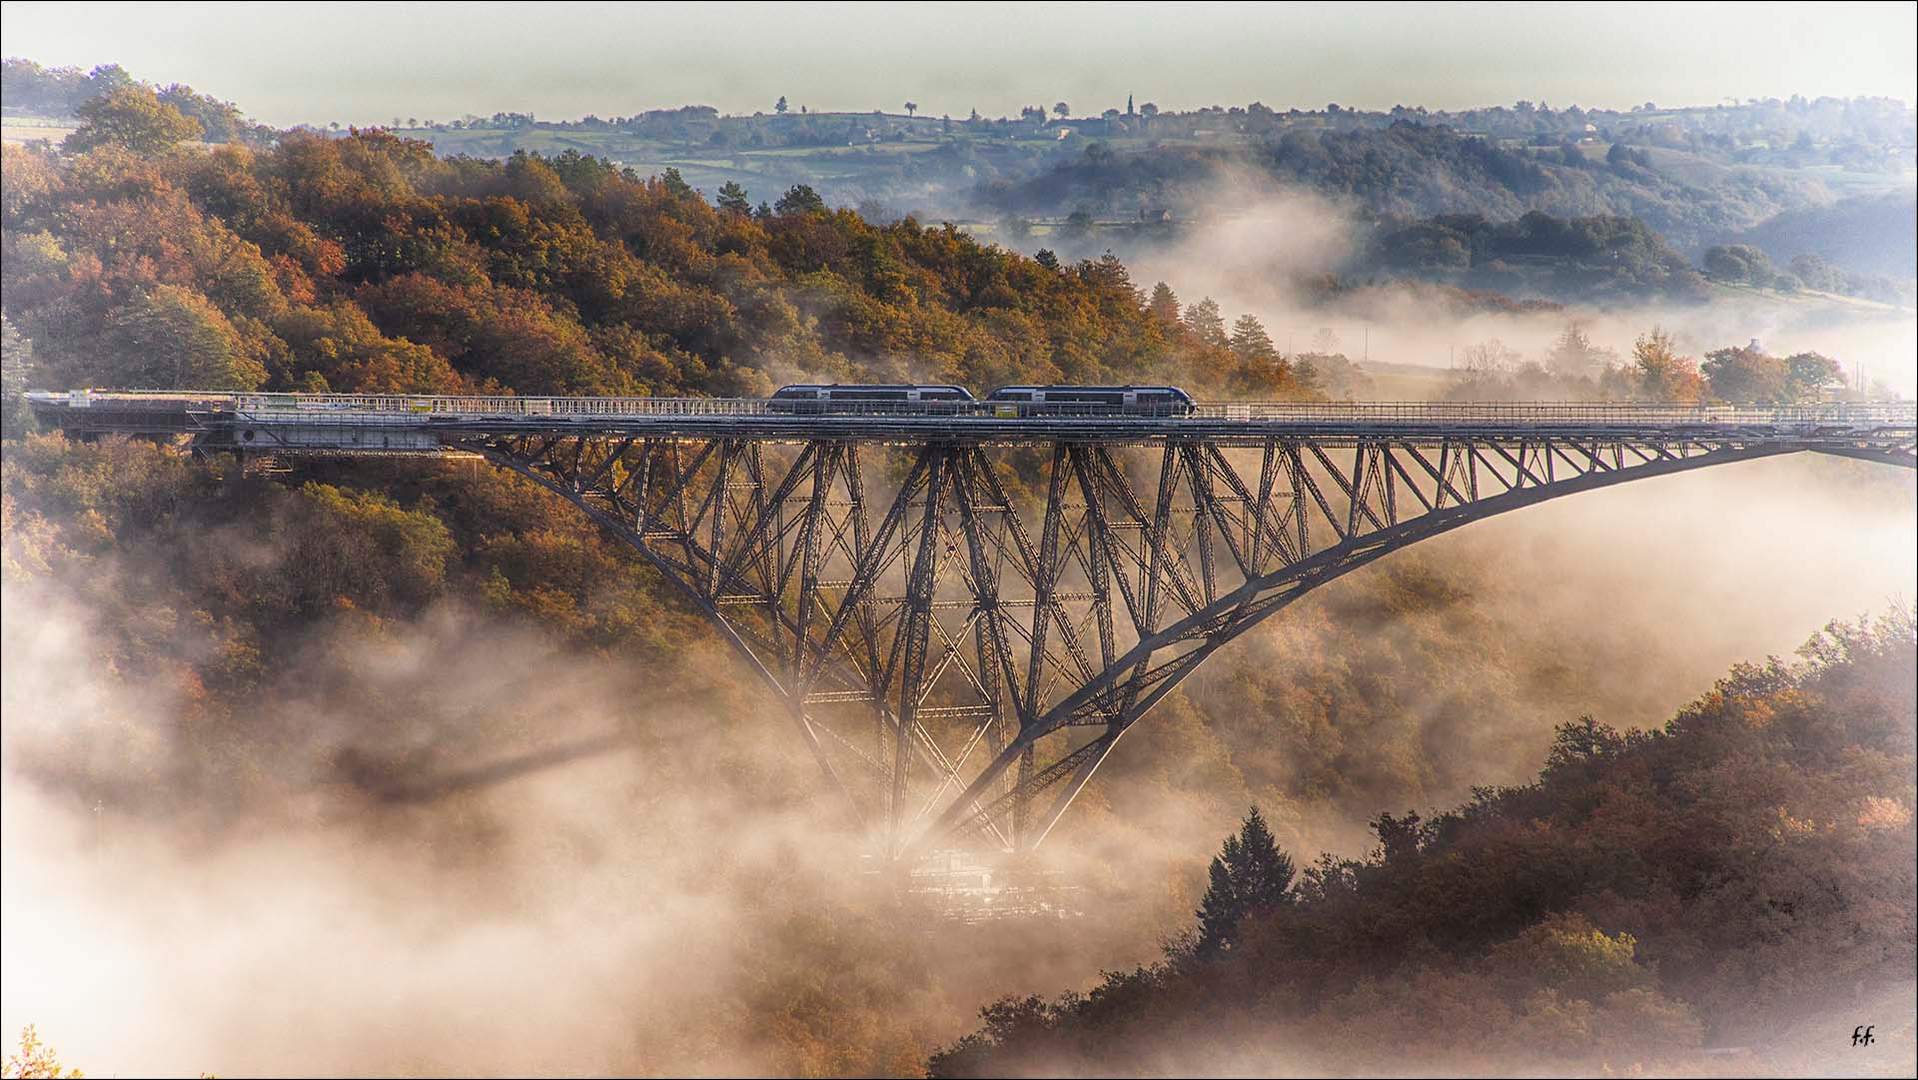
[933,614,1918,1076]
[9,56,1913,310]
[1351,210,1707,300]
[982,123,1841,255]
[1727,189,1918,281]
[0,96,1304,402]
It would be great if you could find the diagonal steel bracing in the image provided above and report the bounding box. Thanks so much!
[22,389,1910,856]
[435,426,1914,857]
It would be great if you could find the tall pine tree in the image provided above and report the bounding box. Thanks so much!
[1146,282,1181,325]
[1231,313,1277,361]
[1184,297,1228,348]
[1194,806,1295,957]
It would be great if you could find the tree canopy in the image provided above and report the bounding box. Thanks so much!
[1193,806,1296,956]
[932,613,1918,1076]
[63,85,204,154]
[0,131,1310,402]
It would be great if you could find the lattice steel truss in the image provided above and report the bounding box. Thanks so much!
[448,427,1914,855]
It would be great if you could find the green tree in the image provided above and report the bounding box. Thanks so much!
[1194,806,1295,956]
[904,101,918,117]
[1146,282,1180,324]
[1230,313,1277,361]
[290,483,457,611]
[774,184,826,216]
[1788,253,1843,292]
[1700,244,1776,287]
[1053,102,1070,119]
[1701,341,1788,403]
[716,181,752,215]
[1542,715,1625,773]
[659,167,695,199]
[1783,351,1843,400]
[1184,297,1228,348]
[775,95,788,115]
[1081,250,1133,294]
[63,84,204,154]
[101,286,268,390]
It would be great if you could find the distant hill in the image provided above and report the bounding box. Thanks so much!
[1727,188,1918,280]
[975,124,1874,256]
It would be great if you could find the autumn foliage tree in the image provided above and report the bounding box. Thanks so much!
[2,1025,81,1079]
[1626,328,1704,403]
[1701,341,1844,403]
[933,612,1918,1076]
[3,129,1311,404]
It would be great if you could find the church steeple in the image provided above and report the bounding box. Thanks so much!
[1127,94,1135,116]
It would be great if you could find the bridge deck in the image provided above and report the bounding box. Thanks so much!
[21,388,1914,853]
[26,391,1918,447]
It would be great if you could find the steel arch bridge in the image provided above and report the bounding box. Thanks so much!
[29,391,1918,856]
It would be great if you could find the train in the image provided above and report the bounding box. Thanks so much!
[766,384,977,414]
[767,383,1197,417]
[27,384,1202,421]
[981,384,1196,417]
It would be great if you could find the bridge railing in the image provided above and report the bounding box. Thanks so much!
[229,394,1918,426]
[29,390,1918,427]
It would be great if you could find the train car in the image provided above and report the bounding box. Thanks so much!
[767,384,977,415]
[982,385,1196,418]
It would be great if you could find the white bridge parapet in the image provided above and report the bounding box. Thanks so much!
[25,390,1918,449]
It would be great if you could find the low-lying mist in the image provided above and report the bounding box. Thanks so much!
[1046,173,1918,397]
[3,440,1911,1075]
[0,581,1139,1076]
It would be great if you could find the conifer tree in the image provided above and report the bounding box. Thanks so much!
[1184,297,1228,349]
[1147,282,1181,324]
[1194,806,1295,956]
[1231,313,1277,361]
[716,181,752,215]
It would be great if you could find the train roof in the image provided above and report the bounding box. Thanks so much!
[985,384,1194,393]
[774,383,973,392]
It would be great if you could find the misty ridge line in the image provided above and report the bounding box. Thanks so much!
[11,53,1914,133]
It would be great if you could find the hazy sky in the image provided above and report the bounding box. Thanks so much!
[3,1,1914,126]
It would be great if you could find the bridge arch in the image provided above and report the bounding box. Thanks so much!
[27,391,1914,856]
[450,429,1914,856]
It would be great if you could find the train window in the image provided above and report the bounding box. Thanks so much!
[773,388,817,399]
[995,391,1032,401]
[922,389,969,400]
[1051,392,1124,405]
[835,390,909,401]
